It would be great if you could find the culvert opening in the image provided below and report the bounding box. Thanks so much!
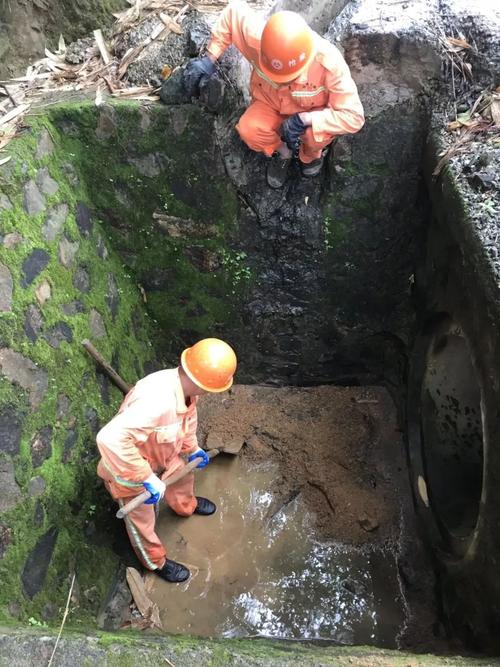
[0,96,444,652]
[421,321,484,542]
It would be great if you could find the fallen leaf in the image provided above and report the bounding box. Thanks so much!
[161,65,172,80]
[456,110,472,125]
[58,34,66,54]
[0,103,30,126]
[491,99,500,127]
[95,83,104,107]
[159,13,183,34]
[94,29,111,65]
[0,155,11,166]
[446,36,471,50]
[463,62,472,77]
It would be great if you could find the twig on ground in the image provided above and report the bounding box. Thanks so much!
[47,573,76,667]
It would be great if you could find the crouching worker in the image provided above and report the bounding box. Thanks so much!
[183,1,365,188]
[96,338,237,583]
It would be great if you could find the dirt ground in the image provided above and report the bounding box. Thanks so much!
[195,384,451,651]
[197,384,405,546]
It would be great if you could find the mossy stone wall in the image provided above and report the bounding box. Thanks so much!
[0,110,160,625]
[48,101,248,363]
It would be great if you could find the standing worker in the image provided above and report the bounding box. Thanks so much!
[183,1,365,188]
[96,338,237,583]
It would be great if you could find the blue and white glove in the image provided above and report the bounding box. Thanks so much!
[143,473,166,505]
[281,113,307,150]
[183,56,217,98]
[187,448,210,469]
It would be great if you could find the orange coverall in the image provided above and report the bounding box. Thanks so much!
[207,1,365,163]
[96,368,199,570]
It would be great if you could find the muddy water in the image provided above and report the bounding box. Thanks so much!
[146,456,405,645]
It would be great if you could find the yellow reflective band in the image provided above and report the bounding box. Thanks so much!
[291,86,326,98]
[252,61,279,89]
[102,459,144,488]
[119,499,158,570]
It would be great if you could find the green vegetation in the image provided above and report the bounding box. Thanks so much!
[0,106,159,625]
[0,98,254,627]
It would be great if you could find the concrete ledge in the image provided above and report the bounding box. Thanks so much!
[0,627,498,667]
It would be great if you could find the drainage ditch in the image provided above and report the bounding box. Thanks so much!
[0,99,447,654]
[0,0,500,662]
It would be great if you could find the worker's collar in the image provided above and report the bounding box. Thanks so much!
[174,369,196,414]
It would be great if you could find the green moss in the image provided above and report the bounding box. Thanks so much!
[0,110,161,624]
[0,626,496,666]
[45,100,250,359]
[0,99,256,624]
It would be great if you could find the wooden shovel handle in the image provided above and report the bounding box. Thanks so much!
[116,449,220,519]
[82,339,131,395]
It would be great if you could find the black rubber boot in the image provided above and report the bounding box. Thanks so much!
[300,152,325,178]
[194,496,216,516]
[266,152,292,189]
[156,559,190,583]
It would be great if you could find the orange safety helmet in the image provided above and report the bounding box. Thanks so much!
[259,11,315,84]
[181,338,237,393]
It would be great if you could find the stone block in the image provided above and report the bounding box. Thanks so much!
[0,264,13,311]
[35,167,59,196]
[44,322,73,348]
[23,181,45,216]
[24,304,43,343]
[42,203,68,242]
[21,249,50,287]
[89,309,106,338]
[35,280,51,306]
[58,236,79,268]
[35,129,54,159]
[0,348,48,408]
[21,527,58,599]
[0,406,22,456]
[30,427,52,468]
[75,202,92,236]
[0,458,21,513]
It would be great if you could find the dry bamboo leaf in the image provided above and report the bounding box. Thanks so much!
[45,47,66,62]
[491,99,500,127]
[111,86,154,96]
[447,120,461,132]
[433,120,492,177]
[118,45,143,78]
[0,127,17,151]
[94,29,111,65]
[0,103,30,126]
[102,76,117,93]
[446,36,471,50]
[151,22,167,40]
[95,83,104,106]
[58,34,66,54]
[0,155,12,166]
[159,12,183,33]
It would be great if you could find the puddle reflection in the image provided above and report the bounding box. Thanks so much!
[147,456,404,646]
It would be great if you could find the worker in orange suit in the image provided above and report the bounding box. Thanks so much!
[96,338,237,583]
[183,1,365,188]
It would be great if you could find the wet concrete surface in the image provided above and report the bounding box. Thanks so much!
[146,455,406,645]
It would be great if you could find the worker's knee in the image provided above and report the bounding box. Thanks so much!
[236,115,260,148]
[236,112,277,151]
